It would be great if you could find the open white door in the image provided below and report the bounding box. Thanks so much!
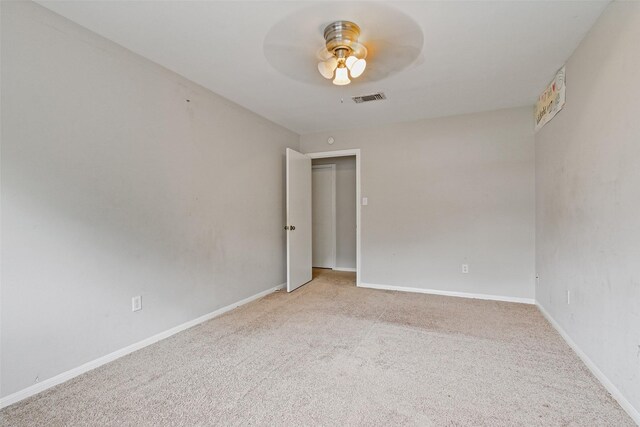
[286,148,312,292]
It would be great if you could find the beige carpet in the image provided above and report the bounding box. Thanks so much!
[1,269,633,426]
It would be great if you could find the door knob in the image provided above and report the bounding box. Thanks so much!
[284,225,296,231]
[291,226,296,230]
[284,226,289,230]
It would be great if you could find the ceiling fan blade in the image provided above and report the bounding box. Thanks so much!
[316,47,334,61]
[263,42,324,84]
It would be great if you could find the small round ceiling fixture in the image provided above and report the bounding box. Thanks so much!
[317,21,367,86]
[327,136,335,145]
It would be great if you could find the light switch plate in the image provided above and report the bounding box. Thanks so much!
[132,296,142,312]
[362,197,368,206]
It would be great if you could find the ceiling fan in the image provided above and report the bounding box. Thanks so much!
[317,21,368,85]
[262,2,424,87]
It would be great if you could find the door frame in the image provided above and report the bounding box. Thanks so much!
[305,149,361,286]
[311,164,337,269]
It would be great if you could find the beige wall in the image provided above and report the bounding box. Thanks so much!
[535,2,640,417]
[301,107,535,300]
[312,157,357,270]
[1,1,298,398]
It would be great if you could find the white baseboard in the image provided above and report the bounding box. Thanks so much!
[332,267,357,272]
[358,282,535,304]
[0,282,286,409]
[537,303,640,425]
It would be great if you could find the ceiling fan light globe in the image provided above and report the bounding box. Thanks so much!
[333,67,351,85]
[317,60,336,79]
[349,58,366,78]
[345,55,358,70]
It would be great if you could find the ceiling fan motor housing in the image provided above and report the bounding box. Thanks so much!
[323,21,366,58]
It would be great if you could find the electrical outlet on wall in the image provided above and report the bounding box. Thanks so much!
[132,296,142,312]
[462,264,469,274]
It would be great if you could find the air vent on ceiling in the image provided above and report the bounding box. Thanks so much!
[352,92,387,104]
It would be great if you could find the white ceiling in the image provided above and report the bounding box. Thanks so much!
[37,1,609,134]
